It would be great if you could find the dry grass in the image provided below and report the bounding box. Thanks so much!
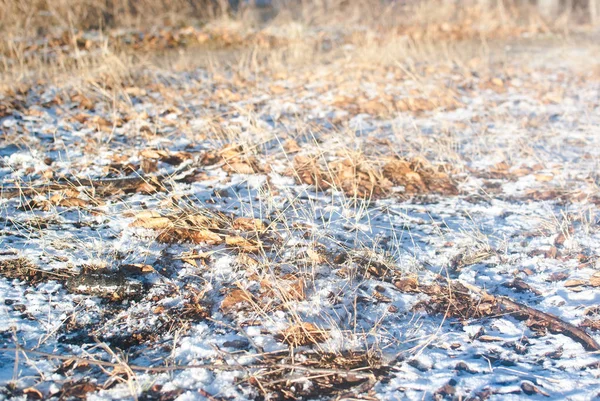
[0,0,228,33]
[0,0,592,88]
[2,1,600,399]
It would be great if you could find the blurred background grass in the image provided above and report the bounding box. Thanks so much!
[1,0,598,34]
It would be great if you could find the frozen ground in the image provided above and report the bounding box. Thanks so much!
[1,31,600,400]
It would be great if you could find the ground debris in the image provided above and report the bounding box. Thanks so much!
[383,158,458,196]
[249,350,386,400]
[278,322,329,347]
[66,266,144,300]
[0,258,70,285]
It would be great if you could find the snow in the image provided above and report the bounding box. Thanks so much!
[1,32,600,400]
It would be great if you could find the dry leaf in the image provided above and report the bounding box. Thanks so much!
[221,288,254,311]
[136,182,158,194]
[394,277,419,292]
[130,216,173,229]
[141,158,158,173]
[133,210,161,219]
[121,263,155,273]
[563,279,585,288]
[233,217,265,231]
[283,139,301,153]
[306,249,325,263]
[224,162,255,174]
[292,155,331,189]
[23,388,43,399]
[58,198,88,208]
[383,158,457,195]
[262,276,306,301]
[158,228,222,244]
[535,174,554,182]
[280,322,328,346]
[590,273,600,287]
[140,149,169,159]
[226,235,260,252]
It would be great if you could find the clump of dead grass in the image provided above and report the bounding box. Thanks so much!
[290,153,458,199]
[0,0,227,34]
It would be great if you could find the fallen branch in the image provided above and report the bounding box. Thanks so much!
[458,280,600,352]
[499,295,599,351]
[402,258,600,352]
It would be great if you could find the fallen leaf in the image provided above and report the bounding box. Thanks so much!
[590,272,600,287]
[221,288,254,311]
[564,279,586,288]
[279,322,328,346]
[535,174,554,182]
[521,381,550,397]
[130,216,173,229]
[58,198,88,208]
[224,162,255,174]
[23,387,43,400]
[226,235,260,252]
[136,182,158,194]
[233,217,265,231]
[394,277,419,292]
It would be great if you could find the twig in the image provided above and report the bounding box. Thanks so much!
[412,258,600,352]
[1,346,376,378]
[458,280,600,352]
[0,172,180,199]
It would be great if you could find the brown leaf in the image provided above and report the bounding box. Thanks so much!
[279,322,328,347]
[548,272,569,282]
[269,85,286,94]
[23,387,43,399]
[292,155,331,189]
[133,210,161,219]
[221,288,254,312]
[283,139,301,153]
[226,235,260,252]
[224,162,255,174]
[306,249,325,264]
[262,276,306,301]
[140,149,169,159]
[382,160,426,193]
[521,381,550,397]
[186,229,222,244]
[564,279,586,288]
[141,158,158,173]
[162,152,193,166]
[491,77,504,87]
[71,93,93,110]
[58,380,98,400]
[360,99,389,116]
[535,173,554,182]
[158,228,222,245]
[136,182,158,194]
[121,263,155,274]
[42,169,53,180]
[581,319,600,331]
[478,335,504,342]
[394,277,419,292]
[329,158,392,198]
[130,216,173,229]
[590,272,600,287]
[233,217,265,231]
[58,198,88,208]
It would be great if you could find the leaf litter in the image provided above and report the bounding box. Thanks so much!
[1,21,600,401]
